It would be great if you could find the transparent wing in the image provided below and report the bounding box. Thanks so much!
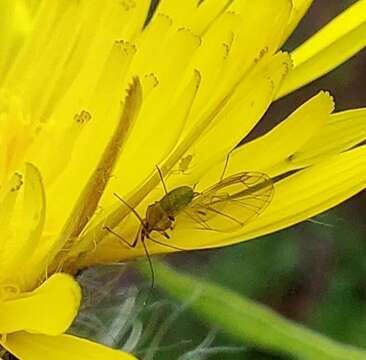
[177,172,274,232]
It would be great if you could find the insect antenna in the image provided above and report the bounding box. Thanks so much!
[155,164,176,212]
[141,238,155,303]
[155,165,169,195]
[104,225,155,304]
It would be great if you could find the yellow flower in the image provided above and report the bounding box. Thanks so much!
[0,165,136,358]
[0,0,365,357]
[57,0,366,268]
[0,1,134,359]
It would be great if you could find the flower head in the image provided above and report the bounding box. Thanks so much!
[58,0,365,268]
[0,1,140,358]
[0,0,365,357]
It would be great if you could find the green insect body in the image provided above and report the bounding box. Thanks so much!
[143,186,195,238]
[159,186,195,215]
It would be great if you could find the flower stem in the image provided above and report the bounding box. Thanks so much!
[140,262,366,360]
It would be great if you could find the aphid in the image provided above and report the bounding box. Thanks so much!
[105,166,274,291]
[109,167,196,246]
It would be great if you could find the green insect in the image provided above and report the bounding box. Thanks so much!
[106,166,274,291]
[109,167,197,248]
[141,185,195,240]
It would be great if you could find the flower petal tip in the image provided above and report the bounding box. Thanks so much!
[318,90,335,113]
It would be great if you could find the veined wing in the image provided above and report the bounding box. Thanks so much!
[178,172,274,232]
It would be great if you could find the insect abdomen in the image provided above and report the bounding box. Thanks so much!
[160,186,194,215]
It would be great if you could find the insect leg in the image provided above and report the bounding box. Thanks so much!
[132,224,142,247]
[103,226,136,248]
[147,235,186,251]
[220,150,233,181]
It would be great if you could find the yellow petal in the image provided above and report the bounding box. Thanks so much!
[187,0,291,122]
[232,145,366,243]
[0,0,32,80]
[195,91,334,189]
[187,11,240,120]
[4,163,46,287]
[6,1,147,119]
[277,0,366,98]
[280,0,313,45]
[36,47,137,237]
[48,78,142,271]
[157,0,197,29]
[132,13,174,75]
[6,1,86,118]
[221,0,292,92]
[288,108,366,168]
[158,0,291,99]
[0,163,46,289]
[108,29,202,198]
[228,0,292,51]
[223,91,334,177]
[186,0,236,35]
[22,163,46,251]
[32,39,136,187]
[0,273,80,335]
[107,69,201,205]
[3,2,146,240]
[224,106,366,179]
[2,333,137,360]
[184,52,292,179]
[0,172,23,245]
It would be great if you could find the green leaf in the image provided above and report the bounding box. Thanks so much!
[141,261,366,360]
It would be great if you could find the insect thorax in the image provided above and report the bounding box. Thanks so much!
[159,186,195,216]
[145,202,172,232]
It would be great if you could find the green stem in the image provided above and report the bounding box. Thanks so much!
[140,262,366,360]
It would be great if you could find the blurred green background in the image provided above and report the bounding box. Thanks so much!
[72,1,366,359]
